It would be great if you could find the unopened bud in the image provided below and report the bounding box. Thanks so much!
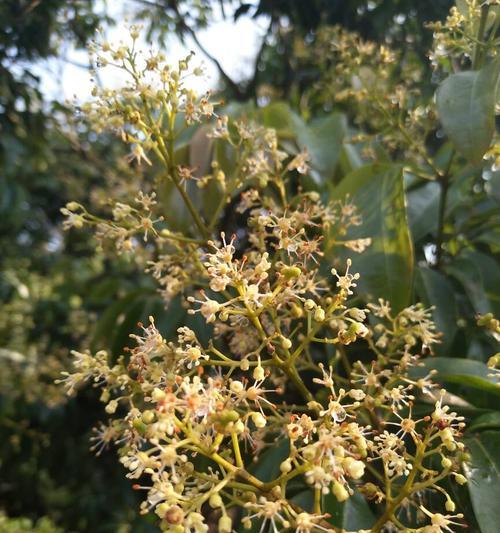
[251,412,267,428]
[219,515,232,533]
[332,480,349,502]
[209,493,223,508]
[280,458,292,473]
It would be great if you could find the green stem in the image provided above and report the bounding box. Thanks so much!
[371,431,430,532]
[472,4,490,70]
[434,151,454,268]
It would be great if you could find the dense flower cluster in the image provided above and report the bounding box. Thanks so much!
[59,25,471,533]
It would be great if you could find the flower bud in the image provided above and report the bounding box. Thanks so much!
[314,307,326,322]
[343,457,365,479]
[304,299,316,311]
[233,420,245,434]
[280,458,292,473]
[230,380,245,393]
[209,493,223,508]
[445,499,456,512]
[219,515,232,533]
[281,266,301,279]
[141,410,155,424]
[105,399,118,414]
[454,473,467,485]
[290,303,304,318]
[332,480,349,502]
[281,337,292,349]
[152,388,166,401]
[253,365,265,381]
[164,505,184,525]
[441,457,452,469]
[251,412,267,428]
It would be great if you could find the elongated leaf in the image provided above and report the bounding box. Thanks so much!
[91,289,153,352]
[324,490,375,530]
[407,181,440,241]
[468,412,500,432]
[332,164,414,312]
[292,113,347,183]
[261,103,347,182]
[250,439,290,483]
[446,249,500,316]
[464,431,500,533]
[436,60,499,163]
[415,267,458,354]
[411,357,500,397]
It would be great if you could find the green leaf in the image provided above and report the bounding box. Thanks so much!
[332,164,414,312]
[415,267,458,354]
[91,289,152,352]
[324,490,375,530]
[292,113,347,183]
[407,181,440,241]
[446,249,500,316]
[261,101,296,133]
[468,412,500,432]
[250,439,289,483]
[464,430,500,533]
[436,60,499,163]
[411,357,500,397]
[261,103,347,181]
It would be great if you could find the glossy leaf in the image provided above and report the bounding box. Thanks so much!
[261,103,347,183]
[468,412,500,432]
[292,113,347,183]
[446,250,500,316]
[407,181,440,241]
[250,438,290,483]
[324,490,375,530]
[415,267,458,354]
[436,60,499,163]
[411,357,500,397]
[332,164,414,312]
[464,431,500,533]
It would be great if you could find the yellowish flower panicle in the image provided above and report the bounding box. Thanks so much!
[58,20,471,533]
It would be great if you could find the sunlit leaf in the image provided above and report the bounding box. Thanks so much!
[332,164,414,312]
[436,60,499,163]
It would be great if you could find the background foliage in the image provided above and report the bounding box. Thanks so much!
[0,1,498,531]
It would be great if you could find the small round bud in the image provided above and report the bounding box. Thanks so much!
[233,420,245,434]
[66,201,80,211]
[281,266,301,279]
[105,399,118,414]
[164,505,184,525]
[332,480,349,502]
[218,515,232,533]
[152,388,166,401]
[304,299,316,311]
[251,412,267,428]
[343,457,365,479]
[441,457,452,469]
[230,380,245,393]
[141,410,155,424]
[290,303,304,318]
[253,365,265,381]
[281,337,292,349]
[314,307,326,322]
[280,458,292,473]
[445,499,456,512]
[209,493,223,508]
